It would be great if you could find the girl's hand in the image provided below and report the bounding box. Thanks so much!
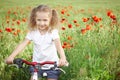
[58,58,68,67]
[5,57,14,64]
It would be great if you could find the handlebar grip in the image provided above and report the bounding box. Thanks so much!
[13,58,23,68]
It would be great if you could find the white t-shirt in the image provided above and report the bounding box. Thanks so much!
[26,29,59,65]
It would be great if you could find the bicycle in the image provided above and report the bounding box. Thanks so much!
[11,58,68,80]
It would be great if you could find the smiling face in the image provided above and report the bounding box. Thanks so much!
[35,11,51,31]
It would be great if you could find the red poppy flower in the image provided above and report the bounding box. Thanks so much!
[110,14,116,20]
[61,27,65,30]
[61,18,66,23]
[92,16,101,22]
[73,20,77,23]
[16,20,20,25]
[5,27,12,32]
[61,10,65,14]
[62,45,66,49]
[63,42,67,45]
[68,24,72,28]
[13,32,17,36]
[0,29,2,33]
[81,28,86,34]
[82,18,89,22]
[107,11,112,17]
[86,25,91,30]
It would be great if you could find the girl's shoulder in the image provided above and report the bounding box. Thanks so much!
[27,29,38,34]
[51,29,59,33]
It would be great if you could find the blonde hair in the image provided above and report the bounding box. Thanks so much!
[28,5,60,31]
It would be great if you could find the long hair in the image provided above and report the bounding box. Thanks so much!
[28,5,60,31]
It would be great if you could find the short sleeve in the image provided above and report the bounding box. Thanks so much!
[25,32,32,40]
[52,29,60,40]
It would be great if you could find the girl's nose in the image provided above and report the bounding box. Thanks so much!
[39,21,44,25]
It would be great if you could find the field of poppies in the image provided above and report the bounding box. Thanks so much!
[0,0,120,80]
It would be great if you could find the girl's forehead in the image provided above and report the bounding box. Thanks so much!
[36,11,51,17]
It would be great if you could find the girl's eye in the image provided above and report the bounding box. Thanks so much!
[43,19,48,21]
[37,19,41,21]
[36,19,48,21]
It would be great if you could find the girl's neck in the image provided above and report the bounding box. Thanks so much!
[39,28,49,35]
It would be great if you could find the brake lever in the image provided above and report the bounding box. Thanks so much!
[13,58,23,68]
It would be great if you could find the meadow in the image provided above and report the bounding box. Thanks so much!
[0,0,120,80]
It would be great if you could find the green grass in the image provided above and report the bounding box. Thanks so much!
[1,0,120,8]
[1,0,120,80]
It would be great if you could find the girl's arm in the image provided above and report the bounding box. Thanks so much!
[5,38,30,64]
[54,38,68,66]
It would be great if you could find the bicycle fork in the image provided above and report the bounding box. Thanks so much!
[32,69,38,80]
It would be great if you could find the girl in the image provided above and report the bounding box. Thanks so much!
[5,4,68,80]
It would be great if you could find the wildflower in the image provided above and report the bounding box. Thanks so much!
[107,11,112,17]
[62,45,66,49]
[86,25,91,30]
[17,29,21,33]
[81,28,86,34]
[66,43,71,49]
[66,13,70,16]
[110,14,116,20]
[61,27,65,30]
[68,24,72,28]
[61,18,65,21]
[13,32,17,36]
[75,24,80,27]
[22,18,27,22]
[16,20,20,25]
[61,10,65,14]
[63,42,67,45]
[6,16,10,19]
[112,20,117,24]
[0,29,2,33]
[92,16,102,22]
[73,20,77,23]
[62,42,67,49]
[67,36,72,40]
[107,11,116,20]
[61,18,66,23]
[82,18,89,22]
[6,20,10,24]
[5,27,12,32]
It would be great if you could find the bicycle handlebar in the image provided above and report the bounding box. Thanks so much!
[22,59,55,66]
[12,58,68,74]
[13,58,56,68]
